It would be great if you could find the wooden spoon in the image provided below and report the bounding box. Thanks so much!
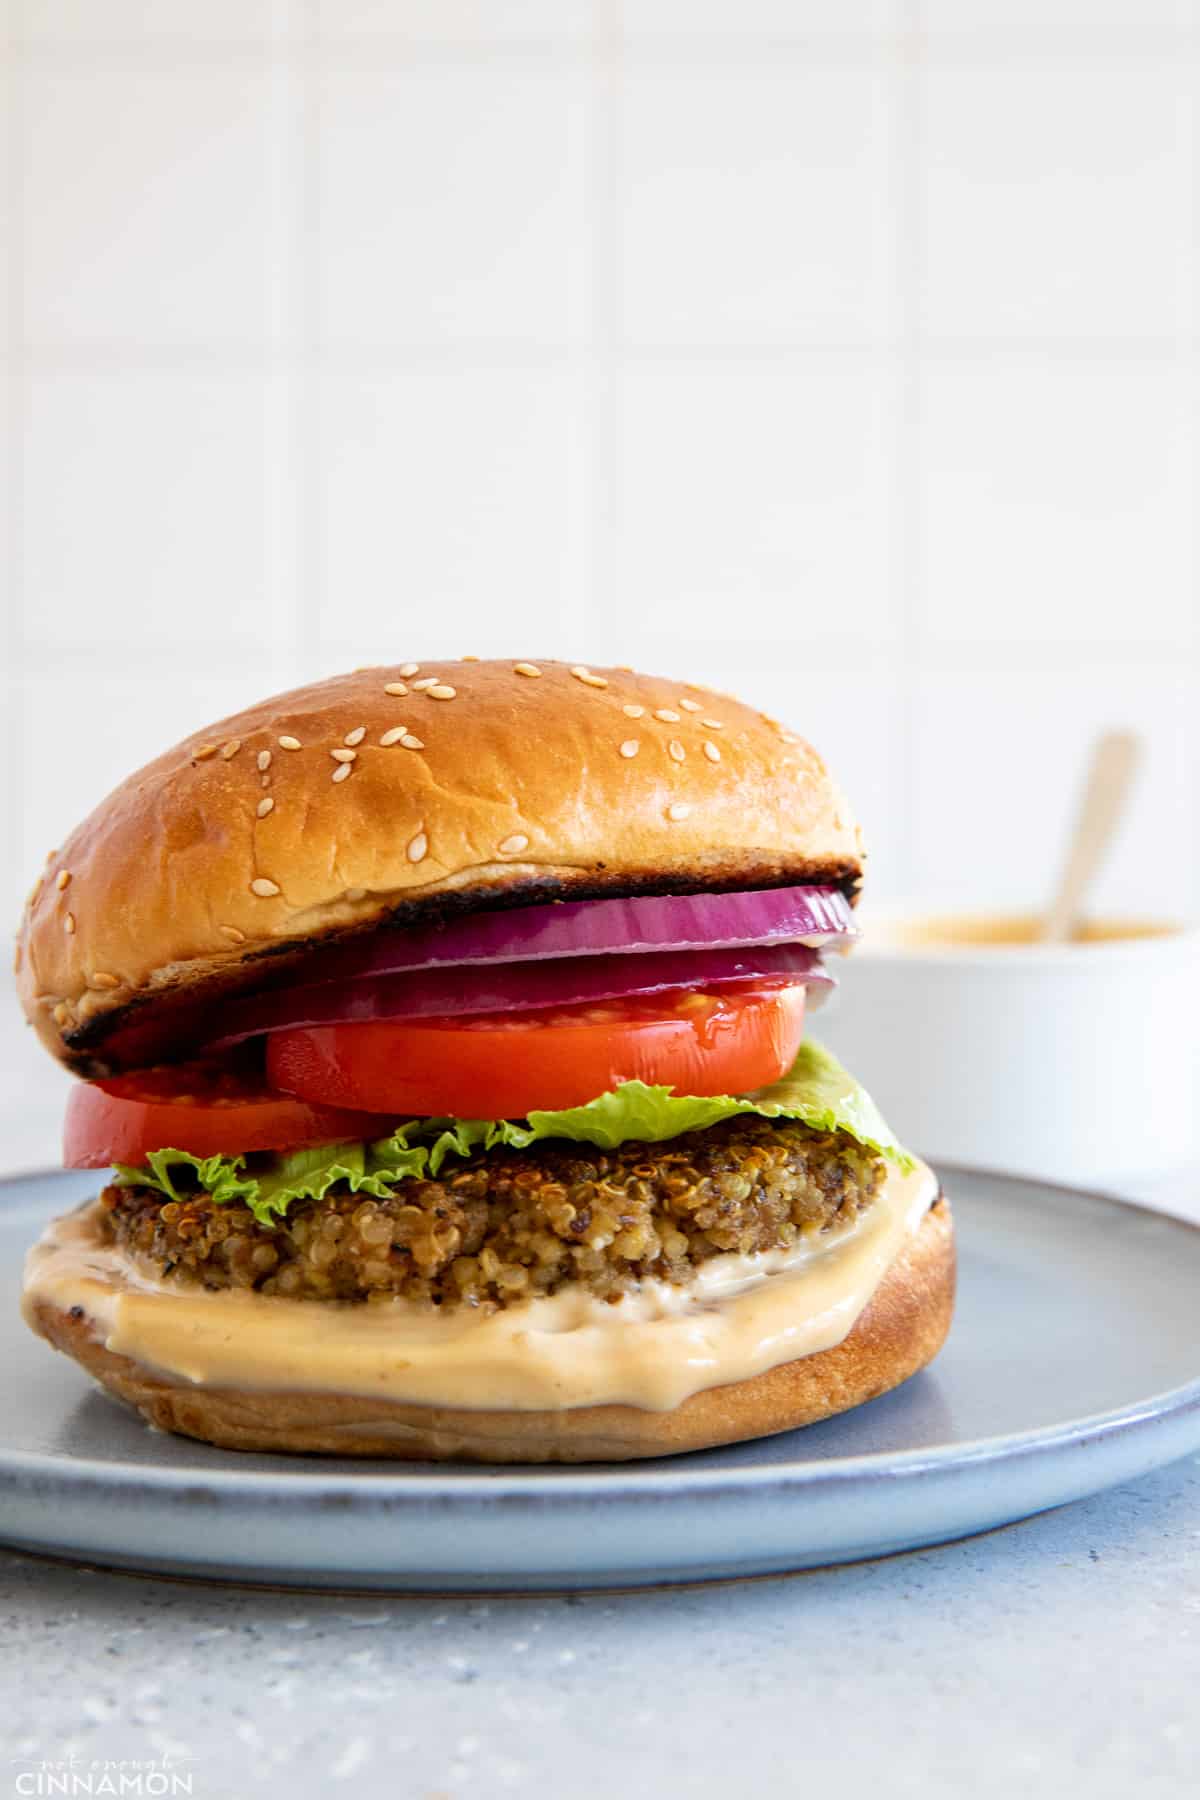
[1040,729,1142,945]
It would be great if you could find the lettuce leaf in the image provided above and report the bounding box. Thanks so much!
[115,1040,911,1228]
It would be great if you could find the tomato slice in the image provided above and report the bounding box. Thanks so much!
[266,983,807,1121]
[64,1061,394,1169]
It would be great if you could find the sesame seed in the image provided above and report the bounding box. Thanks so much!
[193,743,219,761]
[385,682,408,697]
[278,735,302,751]
[401,734,424,750]
[679,699,702,713]
[331,762,352,783]
[257,796,275,818]
[461,654,480,662]
[64,913,76,934]
[344,726,366,747]
[219,925,246,943]
[220,738,242,760]
[514,662,542,678]
[779,733,800,745]
[498,834,530,856]
[428,684,456,700]
[257,749,272,772]
[667,803,691,822]
[330,747,357,763]
[379,726,407,747]
[654,709,680,724]
[400,663,420,678]
[668,740,686,762]
[260,773,270,789]
[622,703,645,719]
[89,972,120,990]
[53,1002,69,1026]
[55,870,71,891]
[571,666,608,688]
[345,886,367,902]
[700,718,724,730]
[619,740,639,759]
[250,878,280,898]
[407,831,428,864]
[411,677,438,692]
[703,741,721,763]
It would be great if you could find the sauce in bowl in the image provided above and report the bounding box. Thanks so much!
[861,911,1183,953]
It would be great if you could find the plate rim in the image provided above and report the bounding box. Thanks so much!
[3,1160,1200,1506]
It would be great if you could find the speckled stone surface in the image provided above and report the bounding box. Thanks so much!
[3,1460,1200,1797]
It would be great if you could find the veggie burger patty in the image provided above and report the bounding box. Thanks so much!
[104,1116,885,1309]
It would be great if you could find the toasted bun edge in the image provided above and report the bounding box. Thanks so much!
[16,661,863,1074]
[26,1197,953,1463]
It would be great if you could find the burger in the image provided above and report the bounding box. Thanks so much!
[16,660,953,1462]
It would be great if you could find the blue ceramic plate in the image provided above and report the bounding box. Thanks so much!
[2,1165,1199,1592]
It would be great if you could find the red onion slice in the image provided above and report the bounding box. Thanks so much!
[205,945,832,1050]
[286,884,856,987]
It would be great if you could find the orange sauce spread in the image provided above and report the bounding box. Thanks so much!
[22,1162,936,1413]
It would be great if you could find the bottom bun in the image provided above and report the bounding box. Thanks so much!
[26,1195,954,1463]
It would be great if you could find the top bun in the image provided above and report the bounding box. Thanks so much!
[15,661,863,1074]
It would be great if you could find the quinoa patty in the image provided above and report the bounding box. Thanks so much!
[104,1117,886,1311]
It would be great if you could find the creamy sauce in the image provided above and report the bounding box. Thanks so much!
[23,1161,936,1413]
[869,910,1182,951]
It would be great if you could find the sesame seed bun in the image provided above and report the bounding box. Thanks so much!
[24,1196,952,1462]
[16,661,863,1076]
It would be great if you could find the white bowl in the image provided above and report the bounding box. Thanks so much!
[817,910,1200,1186]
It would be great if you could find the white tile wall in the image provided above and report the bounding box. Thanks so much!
[920,59,1196,343]
[22,65,283,346]
[613,356,899,651]
[316,66,593,346]
[619,1,900,40]
[919,357,1196,652]
[314,0,594,44]
[16,1,285,46]
[4,0,1199,943]
[316,364,593,648]
[618,63,896,345]
[19,367,281,654]
[909,662,1200,915]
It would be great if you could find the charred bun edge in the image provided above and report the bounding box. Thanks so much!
[60,855,863,1078]
[26,1198,953,1463]
[17,660,864,1075]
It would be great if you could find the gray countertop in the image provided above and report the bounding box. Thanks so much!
[4,1463,1200,1798]
[2,990,1199,1797]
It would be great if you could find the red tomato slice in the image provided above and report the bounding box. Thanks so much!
[64,1062,394,1168]
[266,983,807,1121]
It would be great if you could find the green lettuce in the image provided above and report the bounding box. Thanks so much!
[115,1040,911,1228]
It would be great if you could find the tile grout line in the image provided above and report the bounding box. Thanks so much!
[293,0,322,664]
[7,36,1195,70]
[11,638,1194,677]
[585,0,621,654]
[11,336,1200,368]
[6,9,30,905]
[893,0,923,902]
[263,0,303,686]
[1191,19,1200,920]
